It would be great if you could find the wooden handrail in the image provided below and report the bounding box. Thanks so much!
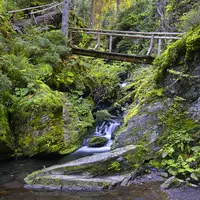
[69,28,184,57]
[7,2,59,14]
[71,30,182,40]
[30,2,63,15]
[69,27,185,36]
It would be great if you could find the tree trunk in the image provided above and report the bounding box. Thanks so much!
[90,0,95,28]
[116,0,120,17]
[61,0,71,37]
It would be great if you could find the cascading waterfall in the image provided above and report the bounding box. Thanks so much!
[60,118,121,163]
[78,119,121,153]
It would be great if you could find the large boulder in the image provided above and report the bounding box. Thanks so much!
[112,101,169,149]
[11,81,65,157]
[11,80,94,157]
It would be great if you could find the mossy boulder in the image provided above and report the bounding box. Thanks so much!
[11,81,65,157]
[60,94,95,155]
[112,101,169,149]
[95,110,112,123]
[10,80,95,157]
[88,137,107,147]
[0,104,14,159]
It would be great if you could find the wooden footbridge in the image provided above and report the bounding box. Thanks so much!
[69,28,184,64]
[8,2,184,64]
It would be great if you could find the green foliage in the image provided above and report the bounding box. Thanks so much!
[155,102,200,181]
[11,81,65,156]
[180,6,200,31]
[0,72,12,105]
[114,0,159,55]
[117,0,158,31]
[0,104,14,149]
[108,161,121,172]
[154,25,200,83]
[125,144,148,170]
[87,59,126,106]
[165,0,200,31]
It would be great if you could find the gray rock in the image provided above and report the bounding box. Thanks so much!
[189,97,200,122]
[24,145,137,191]
[112,101,169,149]
[158,172,169,178]
[120,176,131,186]
[161,176,185,190]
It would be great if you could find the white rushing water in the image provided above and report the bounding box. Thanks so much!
[75,119,120,154]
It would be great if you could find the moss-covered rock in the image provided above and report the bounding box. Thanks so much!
[88,137,107,147]
[95,110,112,123]
[60,93,95,155]
[11,81,65,157]
[113,26,200,182]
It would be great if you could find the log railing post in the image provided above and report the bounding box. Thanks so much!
[97,32,100,51]
[30,10,38,25]
[69,30,73,46]
[147,34,154,56]
[158,38,162,56]
[109,35,113,53]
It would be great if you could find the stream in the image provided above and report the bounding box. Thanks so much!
[0,118,168,200]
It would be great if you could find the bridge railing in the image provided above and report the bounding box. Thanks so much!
[7,2,63,25]
[69,27,185,56]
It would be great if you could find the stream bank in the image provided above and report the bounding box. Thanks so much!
[1,158,200,200]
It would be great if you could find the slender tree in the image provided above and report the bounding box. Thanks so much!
[116,0,120,16]
[61,0,71,37]
[90,0,95,28]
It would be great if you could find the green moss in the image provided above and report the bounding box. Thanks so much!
[95,110,112,123]
[153,38,186,83]
[108,161,121,172]
[154,25,200,83]
[12,81,65,156]
[0,104,14,154]
[124,104,139,124]
[88,137,107,147]
[59,93,95,154]
[125,144,148,170]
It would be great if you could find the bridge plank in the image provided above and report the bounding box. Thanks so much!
[71,48,154,64]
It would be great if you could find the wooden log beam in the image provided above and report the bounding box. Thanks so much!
[71,47,154,64]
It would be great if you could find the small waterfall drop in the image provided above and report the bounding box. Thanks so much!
[60,118,121,163]
[76,119,120,154]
